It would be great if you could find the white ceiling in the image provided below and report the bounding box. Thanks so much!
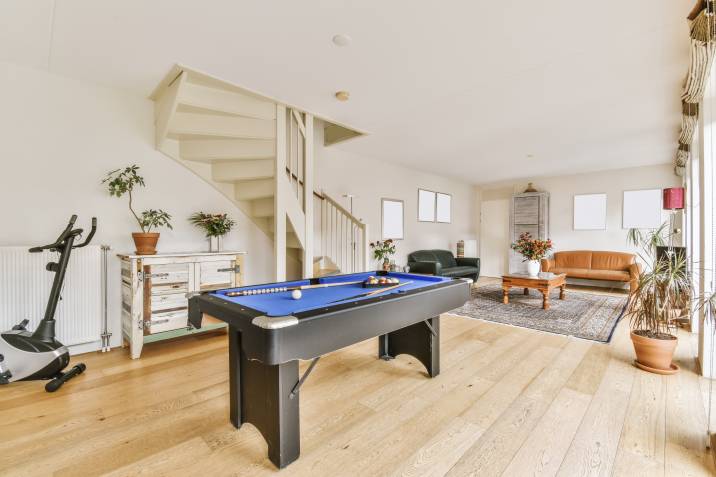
[0,0,693,184]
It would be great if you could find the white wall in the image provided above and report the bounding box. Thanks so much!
[0,61,274,350]
[315,124,477,269]
[0,62,479,353]
[477,164,682,277]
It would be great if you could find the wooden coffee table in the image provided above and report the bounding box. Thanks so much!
[501,272,566,310]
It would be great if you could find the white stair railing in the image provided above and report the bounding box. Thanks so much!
[319,192,369,274]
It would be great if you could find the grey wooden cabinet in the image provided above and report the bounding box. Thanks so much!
[118,251,246,359]
[509,192,549,273]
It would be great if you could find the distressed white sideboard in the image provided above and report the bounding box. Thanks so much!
[118,251,246,359]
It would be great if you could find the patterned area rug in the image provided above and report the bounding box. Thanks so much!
[449,283,628,343]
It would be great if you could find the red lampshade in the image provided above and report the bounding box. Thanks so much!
[663,187,685,210]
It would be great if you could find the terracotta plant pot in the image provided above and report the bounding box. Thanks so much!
[630,331,678,372]
[132,232,160,255]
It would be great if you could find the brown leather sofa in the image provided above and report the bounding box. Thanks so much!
[541,250,641,292]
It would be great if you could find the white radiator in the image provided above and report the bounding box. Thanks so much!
[0,245,104,347]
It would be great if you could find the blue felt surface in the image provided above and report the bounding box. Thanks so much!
[211,272,452,316]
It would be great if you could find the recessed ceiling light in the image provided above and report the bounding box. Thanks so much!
[332,34,352,47]
[335,91,350,101]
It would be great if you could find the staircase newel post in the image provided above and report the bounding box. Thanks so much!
[303,114,314,278]
[274,104,287,281]
[362,224,370,272]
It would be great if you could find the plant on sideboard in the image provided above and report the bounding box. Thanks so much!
[625,223,689,374]
[510,232,553,277]
[189,212,236,252]
[102,165,173,255]
[371,239,396,271]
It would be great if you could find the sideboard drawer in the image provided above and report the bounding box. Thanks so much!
[146,310,188,334]
[144,263,191,285]
[151,292,187,312]
[151,282,188,295]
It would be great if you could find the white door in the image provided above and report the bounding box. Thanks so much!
[480,199,510,277]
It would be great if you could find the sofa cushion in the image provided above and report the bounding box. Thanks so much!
[408,250,438,263]
[591,251,635,271]
[441,266,478,277]
[554,251,592,269]
[432,250,458,268]
[550,267,591,278]
[583,269,631,281]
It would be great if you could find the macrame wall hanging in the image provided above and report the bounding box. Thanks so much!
[677,0,716,176]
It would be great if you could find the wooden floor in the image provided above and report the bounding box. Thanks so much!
[2,279,715,476]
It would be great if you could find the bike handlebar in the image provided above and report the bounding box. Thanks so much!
[29,215,97,253]
[74,218,97,248]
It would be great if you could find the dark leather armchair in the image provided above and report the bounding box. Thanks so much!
[407,250,480,280]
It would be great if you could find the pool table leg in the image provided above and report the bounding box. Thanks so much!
[378,316,440,377]
[378,335,394,361]
[228,326,300,469]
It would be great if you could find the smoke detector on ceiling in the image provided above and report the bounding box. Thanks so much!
[332,34,352,47]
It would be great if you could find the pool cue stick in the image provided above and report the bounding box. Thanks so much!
[326,281,413,304]
[225,280,365,297]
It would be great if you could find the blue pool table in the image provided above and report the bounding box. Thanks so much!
[188,271,471,469]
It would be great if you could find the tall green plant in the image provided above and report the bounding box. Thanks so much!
[102,165,173,233]
[625,223,689,339]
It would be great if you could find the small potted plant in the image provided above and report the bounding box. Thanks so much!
[189,212,236,252]
[103,165,173,255]
[626,224,689,374]
[370,239,396,271]
[511,232,553,276]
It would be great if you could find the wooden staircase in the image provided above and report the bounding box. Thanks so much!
[151,65,368,280]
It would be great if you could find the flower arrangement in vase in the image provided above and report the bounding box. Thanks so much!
[511,232,553,276]
[189,212,236,252]
[102,165,172,255]
[370,239,396,271]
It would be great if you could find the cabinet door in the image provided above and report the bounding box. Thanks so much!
[509,194,549,274]
[143,263,193,334]
[513,196,540,225]
[197,259,239,291]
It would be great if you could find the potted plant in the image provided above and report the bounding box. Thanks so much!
[626,224,689,374]
[102,165,173,255]
[371,239,396,271]
[511,232,553,276]
[189,212,236,252]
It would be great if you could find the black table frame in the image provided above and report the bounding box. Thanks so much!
[188,273,469,468]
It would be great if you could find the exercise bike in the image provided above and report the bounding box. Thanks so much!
[0,215,96,392]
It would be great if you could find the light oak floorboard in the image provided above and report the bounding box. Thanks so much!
[0,279,712,476]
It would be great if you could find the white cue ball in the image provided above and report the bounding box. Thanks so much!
[292,289,302,300]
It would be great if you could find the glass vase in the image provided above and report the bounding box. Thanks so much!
[209,235,223,252]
